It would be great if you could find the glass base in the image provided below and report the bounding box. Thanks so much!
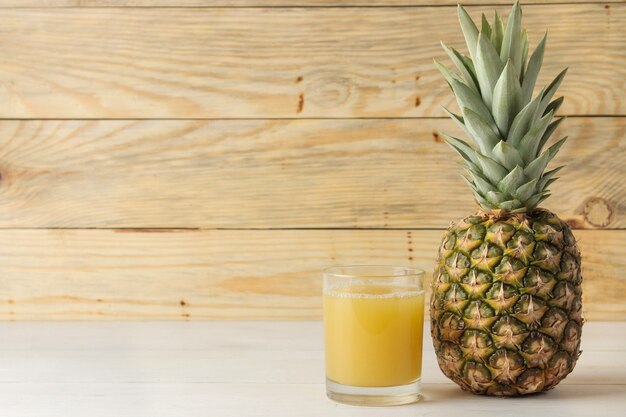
[326,378,421,406]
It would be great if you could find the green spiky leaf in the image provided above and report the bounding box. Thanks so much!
[449,78,498,131]
[463,107,502,153]
[521,33,547,103]
[434,1,568,213]
[481,14,492,39]
[540,68,568,115]
[520,29,529,81]
[498,199,523,211]
[500,1,523,77]
[469,170,498,194]
[458,5,479,60]
[492,140,524,170]
[546,136,567,160]
[491,11,504,53]
[441,106,470,135]
[475,194,492,211]
[461,175,479,193]
[524,193,544,209]
[498,165,526,193]
[544,96,564,117]
[538,166,563,191]
[515,178,539,202]
[476,153,509,184]
[434,59,464,88]
[537,193,551,205]
[537,116,565,154]
[441,133,480,166]
[475,32,504,107]
[519,109,554,161]
[507,88,544,146]
[441,43,480,92]
[523,137,565,180]
[492,60,522,135]
[540,177,558,191]
[487,190,506,204]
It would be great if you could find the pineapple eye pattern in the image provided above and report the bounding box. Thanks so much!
[432,210,583,396]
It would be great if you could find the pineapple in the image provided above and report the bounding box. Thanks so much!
[431,1,583,396]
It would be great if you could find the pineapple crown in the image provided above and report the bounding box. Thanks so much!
[435,1,567,214]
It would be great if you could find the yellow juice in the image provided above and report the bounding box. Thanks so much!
[324,284,425,387]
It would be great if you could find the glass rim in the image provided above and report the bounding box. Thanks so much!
[323,264,425,279]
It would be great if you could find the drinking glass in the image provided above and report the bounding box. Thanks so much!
[323,265,425,406]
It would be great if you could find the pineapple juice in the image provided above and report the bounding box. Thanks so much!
[324,284,425,387]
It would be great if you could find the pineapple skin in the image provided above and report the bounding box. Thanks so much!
[430,209,583,396]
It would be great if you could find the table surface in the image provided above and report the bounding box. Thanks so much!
[0,321,624,417]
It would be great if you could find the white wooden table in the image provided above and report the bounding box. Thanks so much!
[0,321,623,416]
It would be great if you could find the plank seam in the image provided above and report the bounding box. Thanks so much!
[0,2,623,9]
[0,115,623,122]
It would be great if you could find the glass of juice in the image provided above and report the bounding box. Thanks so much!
[323,265,425,406]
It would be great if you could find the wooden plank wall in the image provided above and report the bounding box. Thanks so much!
[0,1,623,320]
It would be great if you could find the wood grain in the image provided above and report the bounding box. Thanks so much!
[0,5,622,118]
[0,118,621,229]
[0,228,622,320]
[0,1,619,6]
